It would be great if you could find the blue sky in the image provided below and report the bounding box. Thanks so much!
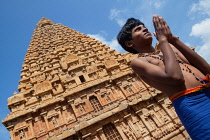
[1,0,210,139]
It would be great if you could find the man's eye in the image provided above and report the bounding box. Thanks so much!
[135,27,141,31]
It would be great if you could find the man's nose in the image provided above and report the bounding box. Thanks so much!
[143,27,148,32]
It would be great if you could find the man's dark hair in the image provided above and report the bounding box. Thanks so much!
[117,18,144,54]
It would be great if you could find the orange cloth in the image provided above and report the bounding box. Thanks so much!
[169,74,210,102]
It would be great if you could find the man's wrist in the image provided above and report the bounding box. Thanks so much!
[158,36,168,43]
[169,35,179,44]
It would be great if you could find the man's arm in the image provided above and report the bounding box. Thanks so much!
[157,15,210,75]
[152,15,184,83]
[130,58,184,86]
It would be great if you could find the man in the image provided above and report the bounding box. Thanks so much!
[117,15,210,139]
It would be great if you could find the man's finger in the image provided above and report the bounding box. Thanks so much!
[159,17,164,27]
[153,15,160,30]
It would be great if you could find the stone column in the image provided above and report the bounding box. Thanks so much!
[26,117,35,139]
[116,82,127,98]
[124,114,139,138]
[82,133,91,140]
[40,112,50,131]
[135,109,151,138]
[62,105,69,124]
[113,120,127,140]
[55,106,64,125]
[68,99,77,118]
[96,128,106,140]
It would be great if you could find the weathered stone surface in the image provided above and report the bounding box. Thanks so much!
[2,18,189,140]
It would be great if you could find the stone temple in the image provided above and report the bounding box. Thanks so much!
[2,18,190,140]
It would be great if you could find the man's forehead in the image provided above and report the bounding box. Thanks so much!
[132,24,145,30]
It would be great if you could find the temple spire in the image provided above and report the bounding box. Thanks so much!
[36,17,54,28]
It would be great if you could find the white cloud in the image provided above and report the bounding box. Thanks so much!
[109,0,167,27]
[190,0,210,16]
[189,0,210,62]
[196,43,210,62]
[185,42,191,46]
[109,9,120,20]
[190,18,210,62]
[109,9,126,27]
[152,0,166,9]
[87,34,123,52]
[139,0,166,10]
[190,18,210,40]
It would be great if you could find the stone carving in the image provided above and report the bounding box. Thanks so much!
[104,59,119,69]
[35,80,52,95]
[129,114,148,138]
[121,122,136,140]
[164,98,178,118]
[29,63,40,72]
[52,81,63,94]
[65,54,78,64]
[101,92,111,102]
[140,108,158,132]
[86,65,97,73]
[124,84,134,95]
[52,116,58,127]
[30,73,46,83]
[19,130,25,140]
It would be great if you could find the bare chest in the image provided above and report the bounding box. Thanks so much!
[145,55,164,67]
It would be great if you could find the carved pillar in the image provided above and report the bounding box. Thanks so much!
[35,115,46,135]
[149,111,163,127]
[62,105,72,124]
[111,86,123,100]
[127,77,137,93]
[40,111,50,131]
[124,114,139,139]
[141,110,156,132]
[96,128,106,140]
[158,98,181,128]
[135,109,152,138]
[121,121,137,140]
[163,99,178,119]
[113,120,127,140]
[116,82,127,98]
[81,133,91,140]
[55,106,64,125]
[105,84,115,101]
[93,134,101,140]
[26,117,35,139]
[68,99,78,117]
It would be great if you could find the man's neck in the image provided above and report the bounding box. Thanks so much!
[136,45,156,53]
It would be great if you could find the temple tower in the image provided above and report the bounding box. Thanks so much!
[2,18,189,140]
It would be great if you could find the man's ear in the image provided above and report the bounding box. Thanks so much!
[125,40,133,48]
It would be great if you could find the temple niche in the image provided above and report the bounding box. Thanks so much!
[2,18,190,140]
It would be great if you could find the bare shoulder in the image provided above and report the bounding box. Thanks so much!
[130,57,160,77]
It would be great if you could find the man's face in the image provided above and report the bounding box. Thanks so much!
[131,24,152,47]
